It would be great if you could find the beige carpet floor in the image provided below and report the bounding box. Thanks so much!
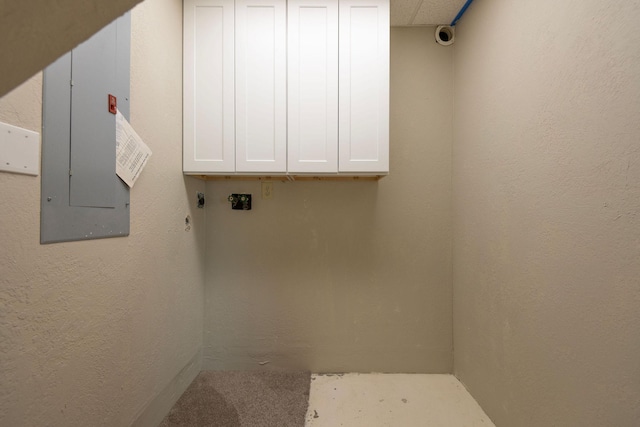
[159,371,311,427]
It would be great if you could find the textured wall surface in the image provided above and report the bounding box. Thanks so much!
[0,0,144,98]
[0,1,206,426]
[453,1,640,426]
[203,27,454,373]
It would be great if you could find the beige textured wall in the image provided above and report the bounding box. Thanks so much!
[0,0,144,98]
[0,1,206,426]
[453,1,640,426]
[203,27,454,373]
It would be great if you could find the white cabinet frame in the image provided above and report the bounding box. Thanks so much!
[183,0,389,177]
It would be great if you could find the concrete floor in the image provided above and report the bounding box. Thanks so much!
[305,374,494,427]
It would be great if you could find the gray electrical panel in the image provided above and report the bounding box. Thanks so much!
[41,13,131,244]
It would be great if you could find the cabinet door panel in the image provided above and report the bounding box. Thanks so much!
[339,0,389,173]
[288,0,338,173]
[236,0,287,173]
[183,0,235,173]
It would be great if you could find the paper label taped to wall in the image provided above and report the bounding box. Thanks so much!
[115,111,152,187]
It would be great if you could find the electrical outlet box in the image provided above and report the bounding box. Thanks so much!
[228,194,251,210]
[261,181,273,199]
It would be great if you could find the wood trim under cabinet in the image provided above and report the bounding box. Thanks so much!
[185,174,386,182]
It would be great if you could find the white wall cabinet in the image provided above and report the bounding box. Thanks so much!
[183,0,389,176]
[287,0,339,173]
[183,0,235,173]
[339,0,389,173]
[235,0,287,173]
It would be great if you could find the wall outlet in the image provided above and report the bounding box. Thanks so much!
[262,181,273,200]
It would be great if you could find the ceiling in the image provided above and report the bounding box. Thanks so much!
[391,0,468,26]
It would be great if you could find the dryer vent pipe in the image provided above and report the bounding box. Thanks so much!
[435,25,454,46]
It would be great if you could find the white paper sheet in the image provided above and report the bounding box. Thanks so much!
[115,111,152,187]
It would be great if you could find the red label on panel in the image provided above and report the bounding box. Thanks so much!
[108,94,117,114]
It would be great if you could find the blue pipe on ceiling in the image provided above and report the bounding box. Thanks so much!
[450,0,475,26]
